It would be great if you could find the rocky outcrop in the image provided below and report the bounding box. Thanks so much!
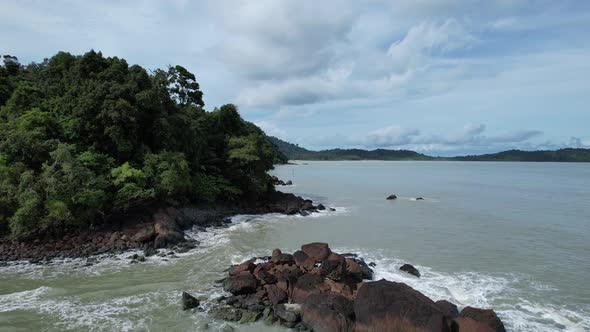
[271,176,293,186]
[209,243,506,332]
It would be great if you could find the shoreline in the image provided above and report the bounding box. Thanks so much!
[0,191,322,263]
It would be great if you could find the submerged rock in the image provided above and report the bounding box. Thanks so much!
[386,194,397,200]
[399,263,421,278]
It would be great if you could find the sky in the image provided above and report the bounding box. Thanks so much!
[1,0,589,155]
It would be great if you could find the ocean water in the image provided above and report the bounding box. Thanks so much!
[1,161,589,331]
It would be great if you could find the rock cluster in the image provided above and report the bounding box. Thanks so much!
[207,243,506,332]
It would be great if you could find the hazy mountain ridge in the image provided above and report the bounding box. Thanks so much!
[269,137,590,162]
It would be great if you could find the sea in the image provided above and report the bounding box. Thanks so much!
[1,161,589,331]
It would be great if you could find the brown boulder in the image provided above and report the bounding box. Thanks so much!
[436,300,459,319]
[354,279,449,332]
[459,307,506,332]
[302,293,354,332]
[253,263,278,284]
[153,211,184,248]
[345,258,373,282]
[454,317,495,332]
[301,242,331,262]
[224,273,258,295]
[264,284,288,305]
[291,273,330,303]
[229,260,256,276]
[320,254,347,281]
[293,250,315,271]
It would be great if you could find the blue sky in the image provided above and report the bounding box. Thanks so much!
[1,0,589,155]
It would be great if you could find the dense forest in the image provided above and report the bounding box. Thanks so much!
[269,136,590,162]
[0,51,284,237]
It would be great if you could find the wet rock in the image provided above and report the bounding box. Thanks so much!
[354,279,448,332]
[285,180,293,185]
[459,307,506,332]
[253,263,278,284]
[317,203,326,210]
[271,250,294,265]
[399,263,421,278]
[301,243,331,262]
[386,194,397,200]
[436,300,459,319]
[144,246,157,257]
[263,306,278,325]
[224,274,258,295]
[182,291,200,310]
[320,254,347,281]
[302,293,354,332]
[329,208,336,211]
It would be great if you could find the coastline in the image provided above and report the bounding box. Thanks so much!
[0,190,321,263]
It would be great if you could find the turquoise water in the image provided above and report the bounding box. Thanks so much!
[1,161,589,331]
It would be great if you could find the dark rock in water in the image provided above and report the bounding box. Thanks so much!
[435,300,459,319]
[182,291,200,310]
[301,242,331,262]
[271,251,295,265]
[299,210,310,217]
[399,263,421,278]
[329,207,336,211]
[285,180,293,185]
[302,293,354,332]
[317,203,326,210]
[459,307,506,332]
[368,262,376,267]
[320,254,347,281]
[354,279,449,331]
[415,197,424,200]
[386,194,397,200]
[224,273,258,295]
[153,210,185,248]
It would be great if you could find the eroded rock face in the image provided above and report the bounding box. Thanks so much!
[354,279,449,332]
[459,307,506,332]
[436,300,459,319]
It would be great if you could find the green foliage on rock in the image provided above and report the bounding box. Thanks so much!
[0,51,279,236]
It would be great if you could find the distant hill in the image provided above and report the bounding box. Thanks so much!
[269,137,590,162]
[268,137,432,161]
[452,148,590,162]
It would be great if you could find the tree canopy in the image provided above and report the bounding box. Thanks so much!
[0,51,280,236]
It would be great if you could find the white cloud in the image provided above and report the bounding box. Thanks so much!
[254,121,287,139]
